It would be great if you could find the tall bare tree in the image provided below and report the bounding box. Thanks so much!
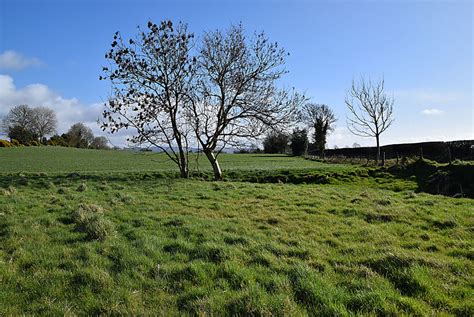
[31,106,57,141]
[1,104,34,134]
[100,20,196,178]
[300,103,336,157]
[345,77,394,164]
[188,24,305,180]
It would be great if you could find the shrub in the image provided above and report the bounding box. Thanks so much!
[29,140,40,146]
[47,134,69,147]
[0,139,12,147]
[8,125,38,145]
[11,139,21,146]
[263,131,289,154]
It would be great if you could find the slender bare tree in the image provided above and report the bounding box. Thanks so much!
[100,20,196,178]
[345,77,394,164]
[187,24,305,180]
[300,103,336,157]
[31,106,57,141]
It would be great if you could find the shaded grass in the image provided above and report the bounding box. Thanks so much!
[386,159,474,198]
[0,176,472,315]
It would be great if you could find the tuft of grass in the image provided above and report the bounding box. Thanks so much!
[287,264,347,315]
[57,187,68,195]
[364,254,427,296]
[1,185,17,196]
[76,182,87,192]
[72,203,113,241]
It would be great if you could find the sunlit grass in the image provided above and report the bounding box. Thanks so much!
[0,175,472,315]
[0,146,353,174]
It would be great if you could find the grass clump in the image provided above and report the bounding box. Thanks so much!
[57,187,68,195]
[287,264,347,315]
[1,186,17,196]
[72,203,113,241]
[364,254,427,296]
[76,182,87,192]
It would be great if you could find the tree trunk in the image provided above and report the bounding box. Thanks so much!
[179,149,189,178]
[177,148,189,178]
[179,163,189,178]
[376,134,380,165]
[204,150,223,180]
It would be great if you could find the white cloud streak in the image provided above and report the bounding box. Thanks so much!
[421,108,445,116]
[0,50,42,70]
[393,89,467,105]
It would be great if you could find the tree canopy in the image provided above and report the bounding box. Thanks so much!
[101,20,304,179]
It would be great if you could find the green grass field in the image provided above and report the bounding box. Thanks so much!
[0,147,472,315]
[0,146,353,174]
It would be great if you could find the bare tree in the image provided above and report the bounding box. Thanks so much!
[67,123,94,148]
[1,104,34,134]
[100,20,196,178]
[300,103,336,157]
[345,77,394,164]
[90,136,110,150]
[188,24,305,180]
[31,106,57,141]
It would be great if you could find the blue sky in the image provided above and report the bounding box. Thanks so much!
[0,0,472,147]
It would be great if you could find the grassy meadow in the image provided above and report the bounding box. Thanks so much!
[0,146,353,174]
[0,147,472,315]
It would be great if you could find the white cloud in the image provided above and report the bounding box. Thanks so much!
[421,108,445,116]
[393,89,467,105]
[0,50,42,70]
[0,74,129,145]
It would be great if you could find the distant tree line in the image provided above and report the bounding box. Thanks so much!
[0,105,110,149]
[262,103,336,157]
[1,104,57,145]
[323,140,474,163]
